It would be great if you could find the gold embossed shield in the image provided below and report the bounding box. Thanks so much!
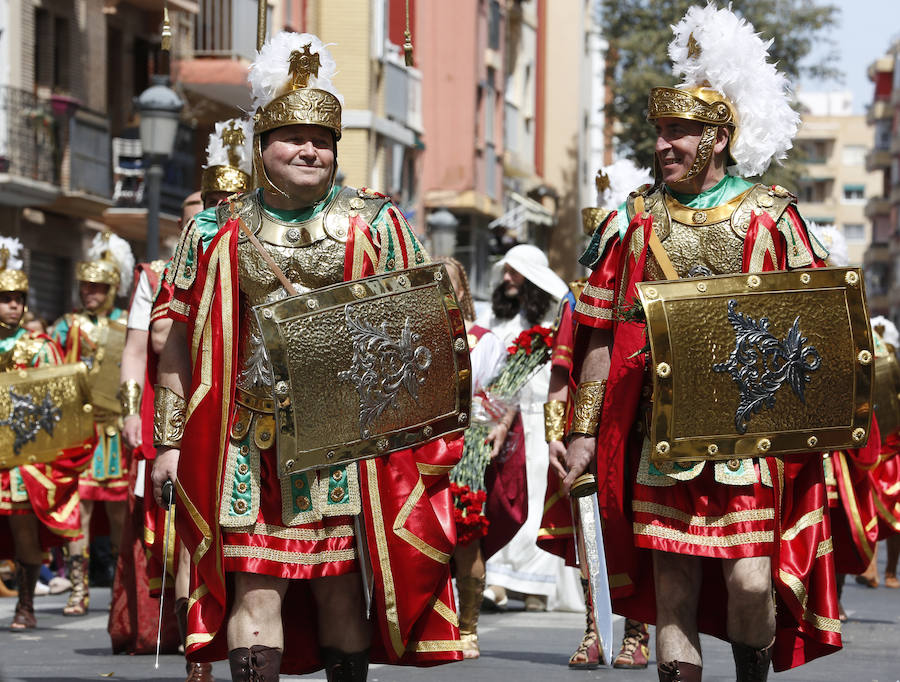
[636,268,873,462]
[255,264,472,475]
[0,363,95,470]
[86,319,127,415]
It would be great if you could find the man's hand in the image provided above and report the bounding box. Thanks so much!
[485,423,509,459]
[122,415,143,450]
[152,448,180,507]
[562,435,596,494]
[548,440,567,479]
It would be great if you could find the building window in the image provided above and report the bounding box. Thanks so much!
[843,223,865,242]
[842,184,865,202]
[488,0,501,50]
[841,145,866,166]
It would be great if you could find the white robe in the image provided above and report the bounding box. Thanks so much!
[476,308,584,612]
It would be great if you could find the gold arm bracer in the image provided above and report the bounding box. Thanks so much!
[569,380,607,438]
[118,379,142,417]
[543,400,567,443]
[153,386,186,448]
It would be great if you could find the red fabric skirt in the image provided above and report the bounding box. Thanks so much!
[632,454,776,559]
[221,444,358,580]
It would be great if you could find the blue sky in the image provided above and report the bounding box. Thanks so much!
[799,0,900,112]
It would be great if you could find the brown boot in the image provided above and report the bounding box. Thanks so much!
[569,577,602,669]
[185,661,214,682]
[321,647,369,681]
[9,562,39,630]
[658,660,702,681]
[178,598,214,681]
[63,550,89,616]
[614,619,650,668]
[457,575,484,659]
[731,642,771,682]
[228,645,282,682]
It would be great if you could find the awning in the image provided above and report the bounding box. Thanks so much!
[488,191,555,230]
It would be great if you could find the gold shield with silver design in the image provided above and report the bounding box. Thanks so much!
[637,267,874,462]
[255,264,471,474]
[0,363,95,469]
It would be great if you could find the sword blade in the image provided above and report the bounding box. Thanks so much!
[577,493,613,665]
[155,480,175,670]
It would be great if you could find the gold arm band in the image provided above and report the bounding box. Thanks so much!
[153,386,186,448]
[544,400,567,443]
[569,380,607,438]
[119,380,142,417]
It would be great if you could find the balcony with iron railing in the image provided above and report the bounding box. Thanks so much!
[193,0,259,61]
[0,86,61,205]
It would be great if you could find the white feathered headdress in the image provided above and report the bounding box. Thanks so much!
[807,222,847,267]
[249,32,344,113]
[596,160,654,210]
[665,3,799,177]
[871,315,900,349]
[0,237,28,293]
[204,118,254,173]
[76,232,134,298]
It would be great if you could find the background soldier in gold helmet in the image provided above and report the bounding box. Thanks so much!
[0,237,92,630]
[51,231,134,617]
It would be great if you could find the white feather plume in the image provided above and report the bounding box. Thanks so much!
[807,221,847,267]
[87,232,134,297]
[0,237,24,271]
[871,315,900,349]
[204,118,254,173]
[668,3,800,177]
[598,160,654,210]
[249,32,344,112]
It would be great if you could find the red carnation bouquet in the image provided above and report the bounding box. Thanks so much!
[450,325,554,545]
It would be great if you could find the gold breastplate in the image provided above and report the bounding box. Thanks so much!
[641,186,748,280]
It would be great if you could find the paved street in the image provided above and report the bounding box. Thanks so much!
[0,552,899,681]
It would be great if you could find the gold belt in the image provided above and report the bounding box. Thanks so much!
[235,387,275,414]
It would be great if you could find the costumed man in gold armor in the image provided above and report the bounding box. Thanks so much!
[152,33,462,681]
[564,6,842,681]
[0,238,91,629]
[52,231,134,616]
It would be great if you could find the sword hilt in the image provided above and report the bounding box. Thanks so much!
[162,479,175,509]
[570,473,597,498]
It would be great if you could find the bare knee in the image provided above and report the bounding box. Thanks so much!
[654,551,702,620]
[233,573,287,620]
[724,557,771,608]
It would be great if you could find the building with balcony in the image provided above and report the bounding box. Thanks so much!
[0,0,197,322]
[794,91,881,266]
[862,40,900,324]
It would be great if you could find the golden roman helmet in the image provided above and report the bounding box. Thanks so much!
[200,117,254,202]
[0,238,28,295]
[647,82,738,184]
[248,33,344,198]
[75,231,135,314]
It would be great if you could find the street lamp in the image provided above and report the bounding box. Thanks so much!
[135,74,183,261]
[427,208,458,258]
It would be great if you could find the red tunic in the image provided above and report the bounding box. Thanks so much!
[167,198,462,673]
[572,199,842,671]
[108,262,181,654]
[537,294,579,566]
